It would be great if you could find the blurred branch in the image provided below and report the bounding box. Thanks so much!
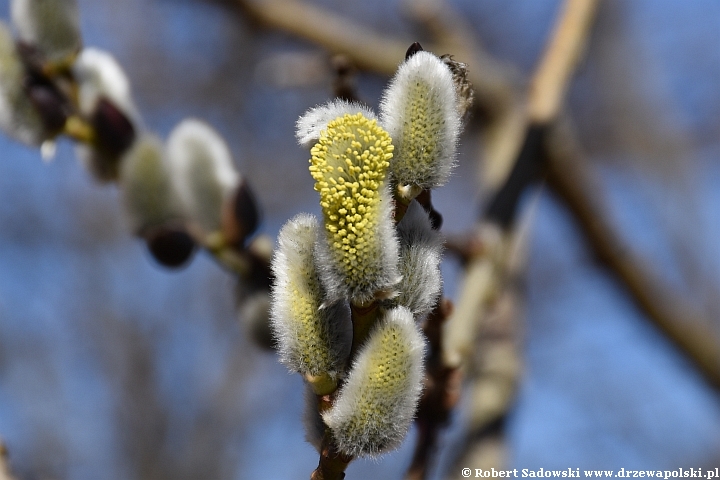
[234,0,517,117]
[527,0,599,123]
[227,0,720,474]
[544,119,720,388]
[0,442,17,480]
[445,0,600,473]
[237,0,409,74]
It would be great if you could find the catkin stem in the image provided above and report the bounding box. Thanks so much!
[310,431,353,480]
[349,301,380,360]
[393,184,423,224]
[63,115,96,144]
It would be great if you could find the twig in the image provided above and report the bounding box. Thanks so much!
[544,119,720,388]
[233,0,517,117]
[527,0,600,123]
[0,441,17,480]
[444,0,601,474]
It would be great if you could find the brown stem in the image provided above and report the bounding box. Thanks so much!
[405,298,460,480]
[544,119,720,389]
[349,301,380,360]
[310,431,353,480]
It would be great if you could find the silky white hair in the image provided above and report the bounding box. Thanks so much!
[72,47,140,124]
[295,98,377,148]
[380,51,460,188]
[166,118,239,236]
[395,200,443,319]
[270,214,351,379]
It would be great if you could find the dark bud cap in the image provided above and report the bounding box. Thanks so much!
[16,41,44,75]
[222,178,260,248]
[144,226,196,269]
[92,97,136,157]
[428,208,443,230]
[405,42,424,60]
[416,189,443,230]
[26,82,68,133]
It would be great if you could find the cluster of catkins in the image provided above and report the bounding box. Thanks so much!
[271,45,470,458]
[0,0,258,268]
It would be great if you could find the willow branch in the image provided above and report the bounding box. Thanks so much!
[444,1,600,474]
[234,0,517,115]
[0,442,17,480]
[237,0,409,75]
[527,0,599,123]
[544,120,720,388]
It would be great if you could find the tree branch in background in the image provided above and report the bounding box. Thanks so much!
[224,0,720,475]
[544,119,720,388]
[0,441,17,480]
[444,0,601,473]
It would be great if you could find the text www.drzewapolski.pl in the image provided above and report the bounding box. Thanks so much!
[460,468,720,479]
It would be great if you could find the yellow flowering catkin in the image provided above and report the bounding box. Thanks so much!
[309,112,400,304]
[323,306,425,457]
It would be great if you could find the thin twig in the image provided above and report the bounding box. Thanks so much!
[544,119,720,388]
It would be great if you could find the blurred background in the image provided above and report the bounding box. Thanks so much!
[0,0,718,478]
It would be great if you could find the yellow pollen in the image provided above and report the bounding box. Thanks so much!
[308,113,394,292]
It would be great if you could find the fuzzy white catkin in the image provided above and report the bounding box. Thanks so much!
[118,134,183,235]
[0,21,47,145]
[166,119,239,237]
[395,200,443,319]
[11,0,81,61]
[380,50,461,189]
[295,98,377,148]
[323,306,425,457]
[270,214,351,381]
[72,48,139,123]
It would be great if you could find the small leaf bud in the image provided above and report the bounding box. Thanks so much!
[221,177,260,248]
[380,50,461,189]
[405,41,423,60]
[323,306,425,457]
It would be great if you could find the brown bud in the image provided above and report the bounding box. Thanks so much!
[25,81,67,133]
[221,178,260,248]
[405,42,424,60]
[439,54,474,120]
[92,97,136,157]
[144,225,196,269]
